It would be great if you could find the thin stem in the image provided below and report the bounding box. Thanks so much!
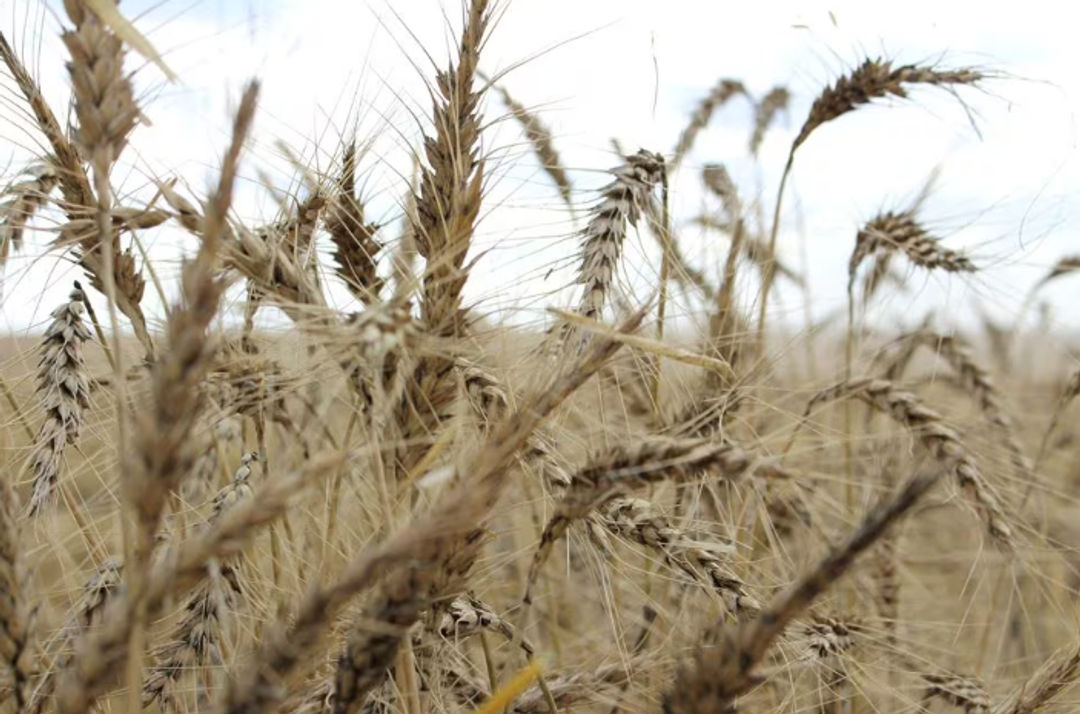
[756,152,795,350]
[652,166,672,416]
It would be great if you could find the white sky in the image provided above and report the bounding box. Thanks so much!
[2,0,1080,340]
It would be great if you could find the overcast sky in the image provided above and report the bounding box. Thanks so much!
[2,0,1079,340]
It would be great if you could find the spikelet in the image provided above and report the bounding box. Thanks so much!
[495,83,572,207]
[922,672,991,713]
[27,285,92,516]
[749,86,789,155]
[849,211,975,290]
[806,378,1012,547]
[325,141,383,304]
[672,78,747,165]
[793,59,982,152]
[577,150,665,321]
[334,300,417,412]
[600,496,758,614]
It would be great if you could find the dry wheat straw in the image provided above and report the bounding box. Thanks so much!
[27,285,92,515]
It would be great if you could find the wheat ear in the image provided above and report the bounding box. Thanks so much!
[523,438,767,604]
[326,140,383,303]
[414,0,490,336]
[0,162,58,270]
[672,78,747,166]
[600,496,759,614]
[26,286,92,515]
[663,471,937,714]
[0,474,32,712]
[804,378,1012,547]
[577,150,665,321]
[922,672,991,713]
[749,86,790,156]
[493,82,572,207]
[849,211,975,290]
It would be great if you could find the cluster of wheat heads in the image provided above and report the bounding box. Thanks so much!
[0,1,1079,713]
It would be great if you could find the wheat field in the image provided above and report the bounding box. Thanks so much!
[0,1,1079,713]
